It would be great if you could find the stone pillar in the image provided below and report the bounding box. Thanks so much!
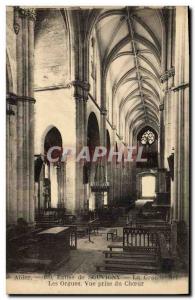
[74,81,89,214]
[99,108,108,207]
[14,7,36,223]
[6,94,18,224]
[156,98,167,199]
[56,164,62,208]
[173,7,189,224]
[159,100,165,169]
[111,126,117,205]
[69,9,92,215]
[61,162,66,208]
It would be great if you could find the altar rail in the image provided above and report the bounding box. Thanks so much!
[123,227,159,249]
[123,222,171,250]
[123,225,171,251]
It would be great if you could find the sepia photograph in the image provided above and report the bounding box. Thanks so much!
[6,4,190,295]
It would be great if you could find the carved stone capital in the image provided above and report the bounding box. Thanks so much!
[72,80,90,92]
[72,80,90,101]
[18,7,36,20]
[167,67,175,78]
[101,109,107,116]
[160,68,175,83]
[160,72,169,83]
[14,6,36,34]
[159,103,164,111]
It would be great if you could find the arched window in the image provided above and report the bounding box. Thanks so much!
[141,129,155,145]
[137,126,158,168]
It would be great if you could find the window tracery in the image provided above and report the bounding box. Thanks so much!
[140,129,155,145]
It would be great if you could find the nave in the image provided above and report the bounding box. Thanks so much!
[6,6,189,280]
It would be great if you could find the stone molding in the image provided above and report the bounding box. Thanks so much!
[6,93,17,105]
[6,93,36,104]
[172,82,189,92]
[34,83,72,92]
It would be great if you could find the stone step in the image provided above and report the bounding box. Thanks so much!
[104,257,158,266]
[18,258,52,266]
[107,244,157,253]
[103,250,157,259]
[97,263,160,273]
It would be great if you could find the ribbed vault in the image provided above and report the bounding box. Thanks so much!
[93,7,164,142]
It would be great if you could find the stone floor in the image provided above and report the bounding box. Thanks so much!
[56,227,124,275]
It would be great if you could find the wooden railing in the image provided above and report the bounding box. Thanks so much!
[122,226,173,271]
[125,222,171,250]
[123,227,158,250]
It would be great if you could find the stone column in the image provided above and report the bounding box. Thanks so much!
[56,164,62,208]
[166,69,175,157]
[14,7,36,223]
[74,81,89,214]
[69,10,91,215]
[160,101,165,168]
[99,108,108,207]
[111,126,117,205]
[61,161,66,208]
[6,94,18,224]
[173,7,189,224]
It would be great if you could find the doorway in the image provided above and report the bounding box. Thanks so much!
[141,175,156,198]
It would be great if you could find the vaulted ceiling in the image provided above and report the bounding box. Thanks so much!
[94,7,164,138]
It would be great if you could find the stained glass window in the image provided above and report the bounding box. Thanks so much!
[141,129,155,145]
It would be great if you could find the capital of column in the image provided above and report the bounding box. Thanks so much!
[101,109,107,116]
[72,80,90,101]
[160,67,175,83]
[14,6,36,34]
[72,80,90,92]
[167,67,175,78]
[160,72,169,83]
[159,103,164,111]
[16,7,36,20]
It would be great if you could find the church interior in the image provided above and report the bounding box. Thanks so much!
[6,6,189,276]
